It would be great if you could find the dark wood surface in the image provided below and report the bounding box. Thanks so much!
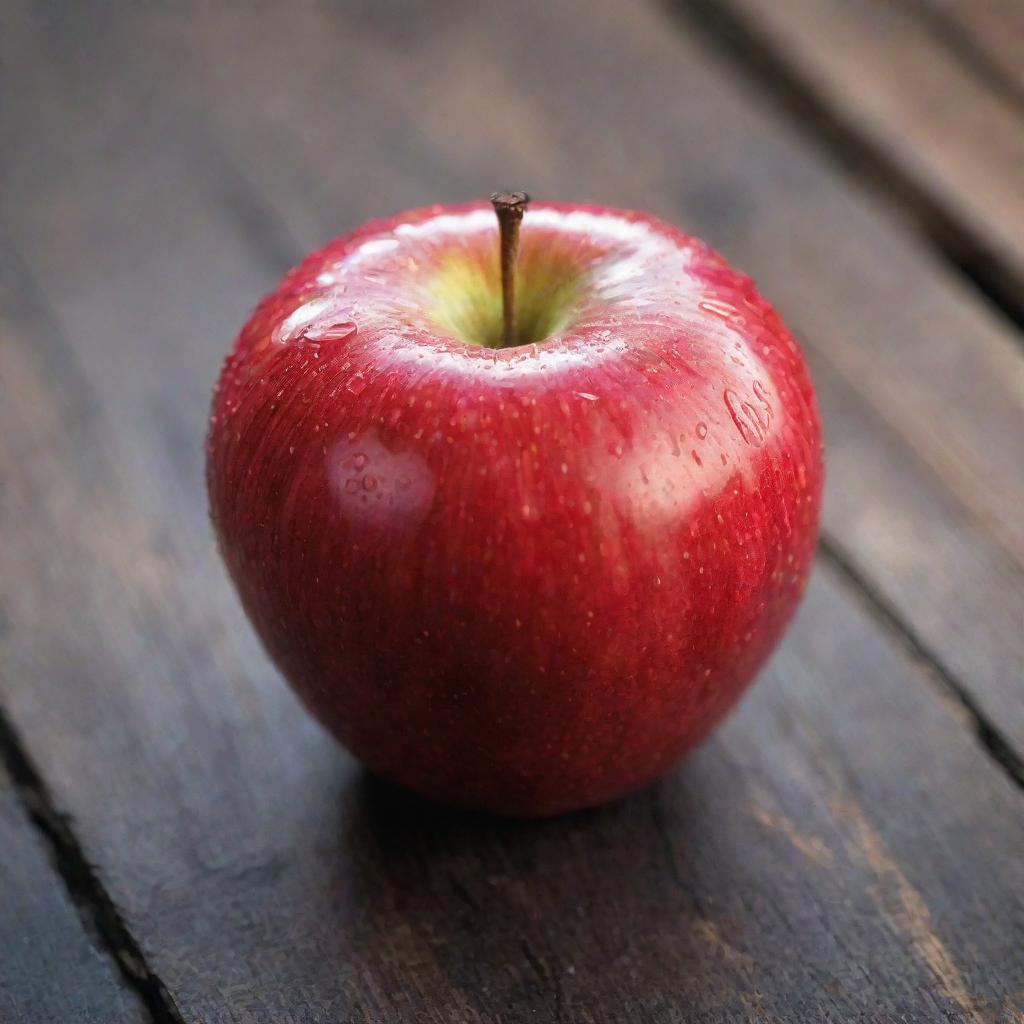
[1,2,1022,1022]
[911,0,1024,106]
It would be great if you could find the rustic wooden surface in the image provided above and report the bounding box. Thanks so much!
[1,2,1022,1022]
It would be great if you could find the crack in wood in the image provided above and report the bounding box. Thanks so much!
[818,537,1024,793]
[0,711,185,1024]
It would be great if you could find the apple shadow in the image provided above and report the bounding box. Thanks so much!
[320,761,736,1018]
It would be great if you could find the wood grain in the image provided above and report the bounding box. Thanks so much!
[0,761,147,1024]
[2,1,1024,1021]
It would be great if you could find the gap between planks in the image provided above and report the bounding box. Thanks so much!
[818,538,1024,791]
[666,0,1024,338]
[0,710,186,1024]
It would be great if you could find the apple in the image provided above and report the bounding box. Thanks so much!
[207,196,822,817]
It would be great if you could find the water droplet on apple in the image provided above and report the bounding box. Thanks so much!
[302,320,357,342]
[724,388,765,447]
[699,299,735,319]
[347,374,367,396]
[752,381,774,429]
[696,421,708,439]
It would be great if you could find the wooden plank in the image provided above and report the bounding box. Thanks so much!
[676,0,1024,321]
[0,761,148,1024]
[105,2,1024,762]
[2,2,1023,1021]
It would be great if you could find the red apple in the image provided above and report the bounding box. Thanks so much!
[207,199,822,816]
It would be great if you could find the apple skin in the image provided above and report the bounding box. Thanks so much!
[207,201,822,817]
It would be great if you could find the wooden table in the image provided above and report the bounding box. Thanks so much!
[2,2,1022,1021]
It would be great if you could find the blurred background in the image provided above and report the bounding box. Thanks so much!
[2,2,1023,1022]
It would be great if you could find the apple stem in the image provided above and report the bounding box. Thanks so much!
[490,191,530,347]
